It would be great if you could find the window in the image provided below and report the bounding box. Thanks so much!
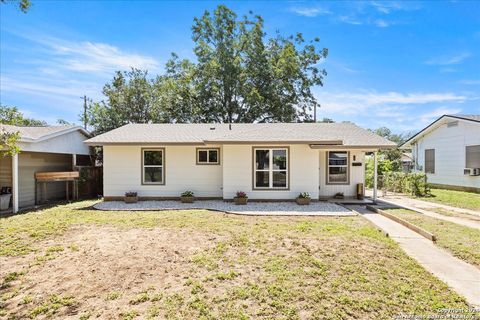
[425,149,435,174]
[327,151,349,184]
[253,148,288,189]
[466,145,480,168]
[197,148,220,165]
[142,149,164,184]
[75,154,92,167]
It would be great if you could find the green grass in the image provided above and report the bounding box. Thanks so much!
[416,188,480,210]
[0,200,475,319]
[431,208,480,221]
[386,208,480,267]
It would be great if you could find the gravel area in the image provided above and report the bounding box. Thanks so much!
[94,200,355,216]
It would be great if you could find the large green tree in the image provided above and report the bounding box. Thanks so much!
[85,5,328,134]
[189,6,327,123]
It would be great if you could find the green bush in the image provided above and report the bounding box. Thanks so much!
[365,156,429,197]
[365,157,392,189]
[382,172,430,196]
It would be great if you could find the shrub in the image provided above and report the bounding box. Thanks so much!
[235,191,247,198]
[382,172,430,197]
[297,192,311,199]
[125,191,137,197]
[181,191,194,197]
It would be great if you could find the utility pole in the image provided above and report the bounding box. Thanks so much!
[314,104,317,122]
[82,95,87,130]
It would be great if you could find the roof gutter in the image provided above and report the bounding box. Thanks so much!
[309,144,396,150]
[202,140,344,145]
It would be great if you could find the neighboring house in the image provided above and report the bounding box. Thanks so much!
[401,152,413,173]
[401,115,480,192]
[0,125,91,212]
[85,123,395,201]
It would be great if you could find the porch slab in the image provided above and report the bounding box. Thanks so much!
[94,200,356,216]
[321,197,375,205]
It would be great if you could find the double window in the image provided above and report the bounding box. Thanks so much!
[425,149,435,174]
[327,151,349,184]
[142,149,164,184]
[466,145,480,168]
[197,148,220,165]
[253,148,288,189]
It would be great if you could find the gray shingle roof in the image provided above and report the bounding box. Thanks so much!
[0,124,89,141]
[448,114,480,122]
[85,123,395,148]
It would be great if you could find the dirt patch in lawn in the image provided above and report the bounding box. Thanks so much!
[1,225,223,319]
[0,203,474,319]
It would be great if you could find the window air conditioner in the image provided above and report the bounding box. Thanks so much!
[464,168,480,176]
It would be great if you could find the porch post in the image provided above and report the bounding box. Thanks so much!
[373,151,378,203]
[12,153,19,213]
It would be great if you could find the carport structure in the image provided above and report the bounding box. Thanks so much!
[0,125,91,213]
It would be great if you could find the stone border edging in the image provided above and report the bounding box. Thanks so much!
[366,205,437,242]
[92,202,357,217]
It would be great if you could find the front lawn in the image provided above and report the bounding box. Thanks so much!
[385,208,480,267]
[417,188,480,210]
[0,201,472,319]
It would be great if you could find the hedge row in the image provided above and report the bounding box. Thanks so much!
[380,172,430,197]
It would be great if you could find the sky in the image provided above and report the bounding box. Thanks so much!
[1,0,479,133]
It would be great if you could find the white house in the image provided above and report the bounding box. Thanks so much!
[401,115,480,193]
[0,125,91,213]
[85,123,395,201]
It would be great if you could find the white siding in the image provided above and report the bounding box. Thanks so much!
[412,120,480,189]
[319,150,365,197]
[18,130,90,155]
[222,144,319,200]
[104,144,368,200]
[103,145,223,198]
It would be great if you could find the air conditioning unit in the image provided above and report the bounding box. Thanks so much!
[464,168,480,176]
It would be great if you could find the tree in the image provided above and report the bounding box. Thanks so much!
[57,119,73,125]
[371,127,412,172]
[1,106,47,126]
[85,5,328,134]
[1,0,31,13]
[186,5,327,123]
[319,117,334,123]
[1,106,46,156]
[84,69,162,135]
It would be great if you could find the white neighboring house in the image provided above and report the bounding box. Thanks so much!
[401,115,480,193]
[85,123,395,201]
[0,125,91,213]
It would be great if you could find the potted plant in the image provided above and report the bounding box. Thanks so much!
[180,190,195,203]
[234,191,248,205]
[333,192,344,200]
[296,192,311,205]
[124,191,138,203]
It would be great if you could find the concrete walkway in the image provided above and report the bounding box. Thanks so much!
[349,205,480,307]
[377,196,480,230]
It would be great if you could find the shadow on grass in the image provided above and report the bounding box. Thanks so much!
[0,198,101,219]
